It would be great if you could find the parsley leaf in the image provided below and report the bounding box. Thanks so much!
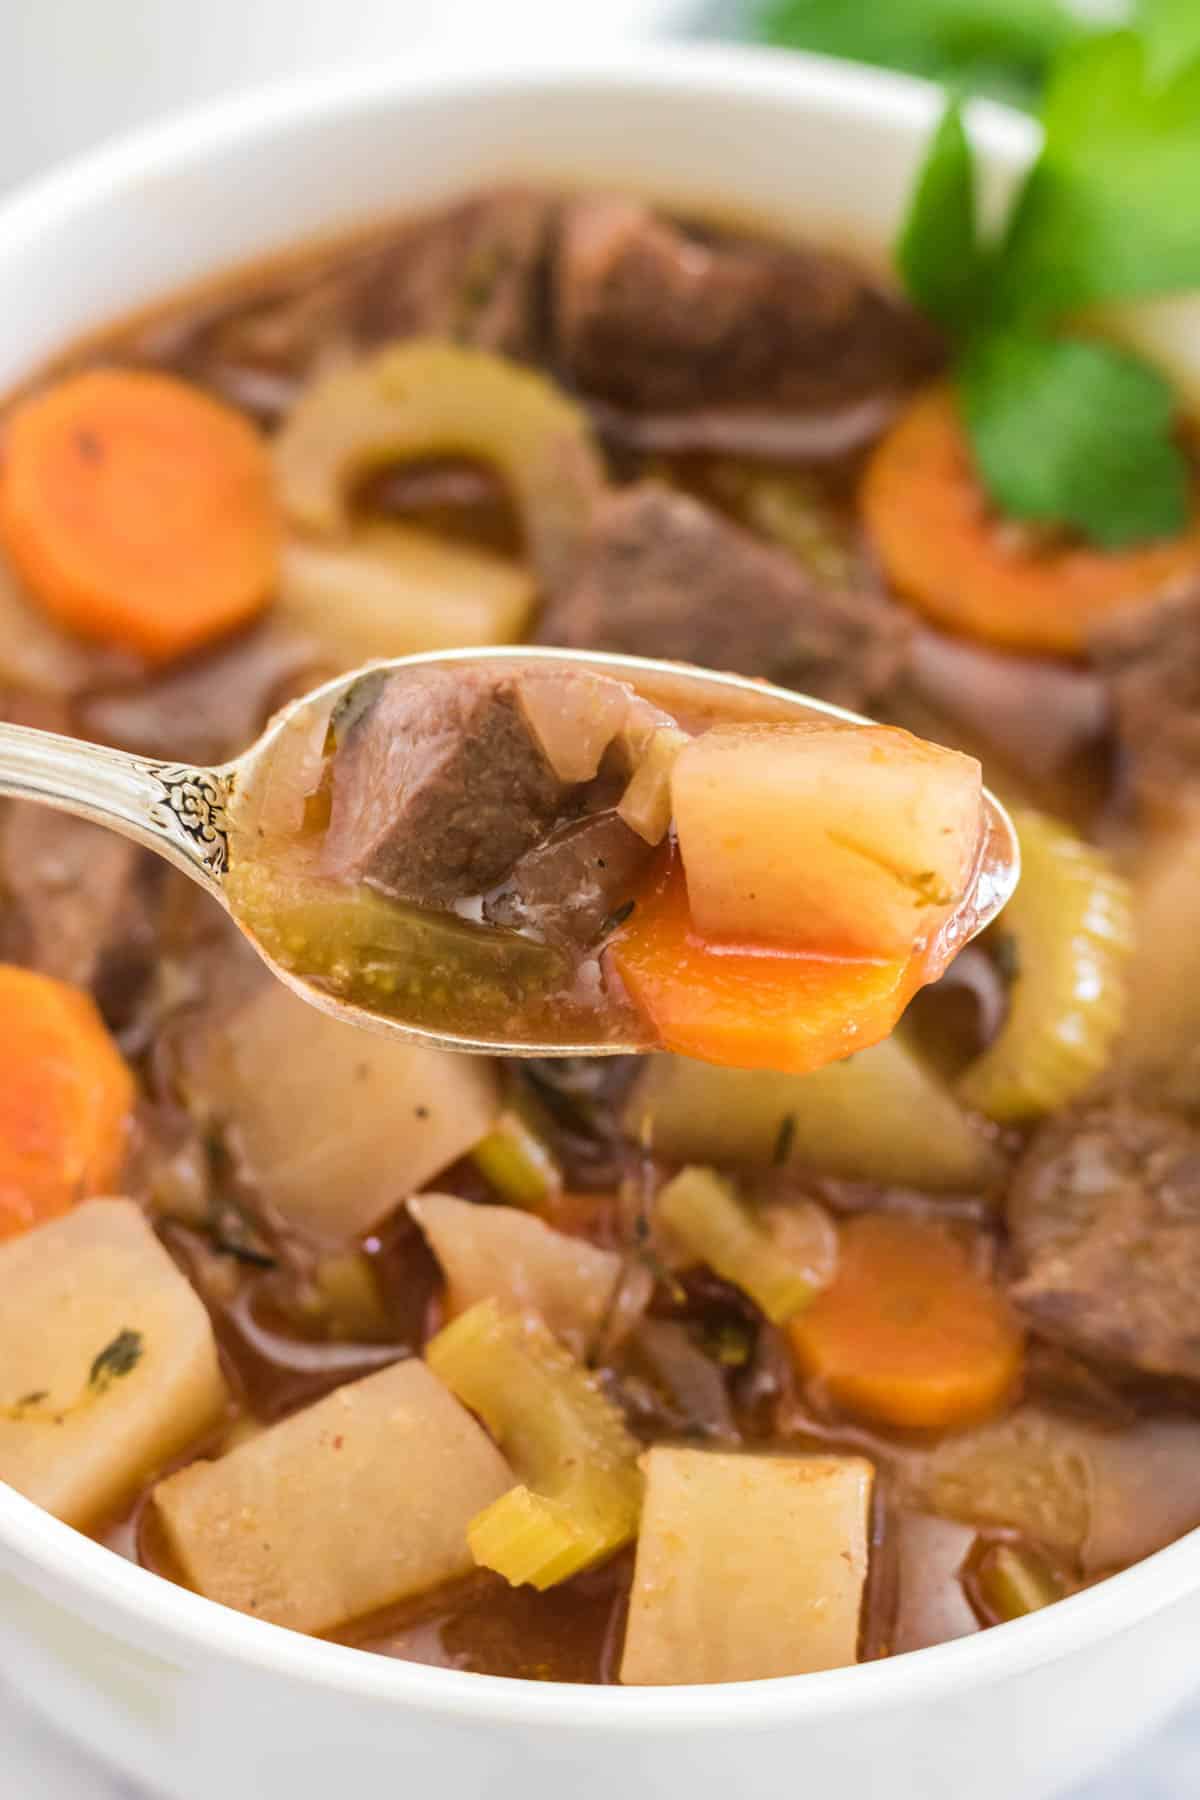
[757,0,1084,110]
[996,32,1200,320]
[1138,0,1200,90]
[896,97,983,337]
[88,1327,145,1390]
[961,330,1190,547]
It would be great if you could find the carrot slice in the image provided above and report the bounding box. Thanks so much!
[789,1213,1023,1431]
[0,967,135,1242]
[609,854,922,1073]
[0,369,280,662]
[861,383,1200,656]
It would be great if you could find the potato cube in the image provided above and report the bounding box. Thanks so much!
[409,1192,622,1357]
[196,982,500,1241]
[621,1448,873,1684]
[0,1199,228,1528]
[153,1359,512,1634]
[671,722,983,957]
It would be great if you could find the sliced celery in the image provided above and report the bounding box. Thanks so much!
[656,1167,817,1324]
[973,1542,1065,1622]
[225,857,566,1035]
[274,339,604,591]
[958,811,1133,1122]
[470,1109,562,1209]
[426,1298,641,1589]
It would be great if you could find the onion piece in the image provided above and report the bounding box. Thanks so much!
[515,669,631,783]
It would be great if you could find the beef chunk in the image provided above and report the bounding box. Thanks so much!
[1090,584,1200,816]
[554,198,941,455]
[322,668,571,906]
[0,806,162,1029]
[537,483,909,710]
[356,188,555,363]
[1008,1097,1200,1383]
[126,191,554,427]
[485,810,653,948]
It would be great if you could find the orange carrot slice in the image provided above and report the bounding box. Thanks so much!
[861,384,1200,656]
[789,1213,1023,1431]
[609,854,921,1073]
[0,369,280,662]
[0,966,135,1242]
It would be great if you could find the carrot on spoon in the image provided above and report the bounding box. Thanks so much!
[0,368,280,663]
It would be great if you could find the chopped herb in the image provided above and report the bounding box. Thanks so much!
[772,1112,797,1168]
[89,1328,144,1389]
[16,1389,47,1408]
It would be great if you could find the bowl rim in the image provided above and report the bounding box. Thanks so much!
[0,39,1190,1728]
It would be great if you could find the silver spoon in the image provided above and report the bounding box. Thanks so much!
[0,646,1020,1057]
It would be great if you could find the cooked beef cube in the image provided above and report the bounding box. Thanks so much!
[554,198,941,452]
[485,810,653,948]
[322,667,572,906]
[1090,585,1200,816]
[537,483,909,710]
[357,188,556,363]
[1008,1097,1200,1383]
[0,806,162,1027]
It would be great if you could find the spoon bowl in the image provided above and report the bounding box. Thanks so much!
[0,646,1020,1057]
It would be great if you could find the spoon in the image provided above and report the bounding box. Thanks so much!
[0,647,1020,1056]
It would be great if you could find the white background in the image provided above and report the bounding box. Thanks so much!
[0,0,1191,1792]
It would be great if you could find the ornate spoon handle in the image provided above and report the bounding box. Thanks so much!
[0,721,232,897]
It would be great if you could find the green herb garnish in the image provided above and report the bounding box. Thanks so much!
[898,27,1200,548]
[757,0,1082,111]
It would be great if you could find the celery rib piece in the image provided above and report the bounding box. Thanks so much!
[470,1109,562,1209]
[958,811,1133,1123]
[657,1167,816,1324]
[426,1299,641,1589]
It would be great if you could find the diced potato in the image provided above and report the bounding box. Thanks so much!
[192,981,499,1241]
[627,1037,1002,1191]
[153,1359,512,1634]
[279,523,535,666]
[671,723,983,956]
[409,1193,621,1358]
[0,1199,228,1528]
[620,1448,873,1685]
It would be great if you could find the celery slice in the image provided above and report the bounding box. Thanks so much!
[973,1541,1065,1622]
[958,811,1133,1122]
[225,857,566,1034]
[426,1298,641,1589]
[470,1109,562,1209]
[274,339,604,591]
[656,1167,817,1324]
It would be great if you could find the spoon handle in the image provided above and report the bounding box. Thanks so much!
[0,721,230,895]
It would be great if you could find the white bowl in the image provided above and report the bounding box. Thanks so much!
[0,46,1196,1800]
